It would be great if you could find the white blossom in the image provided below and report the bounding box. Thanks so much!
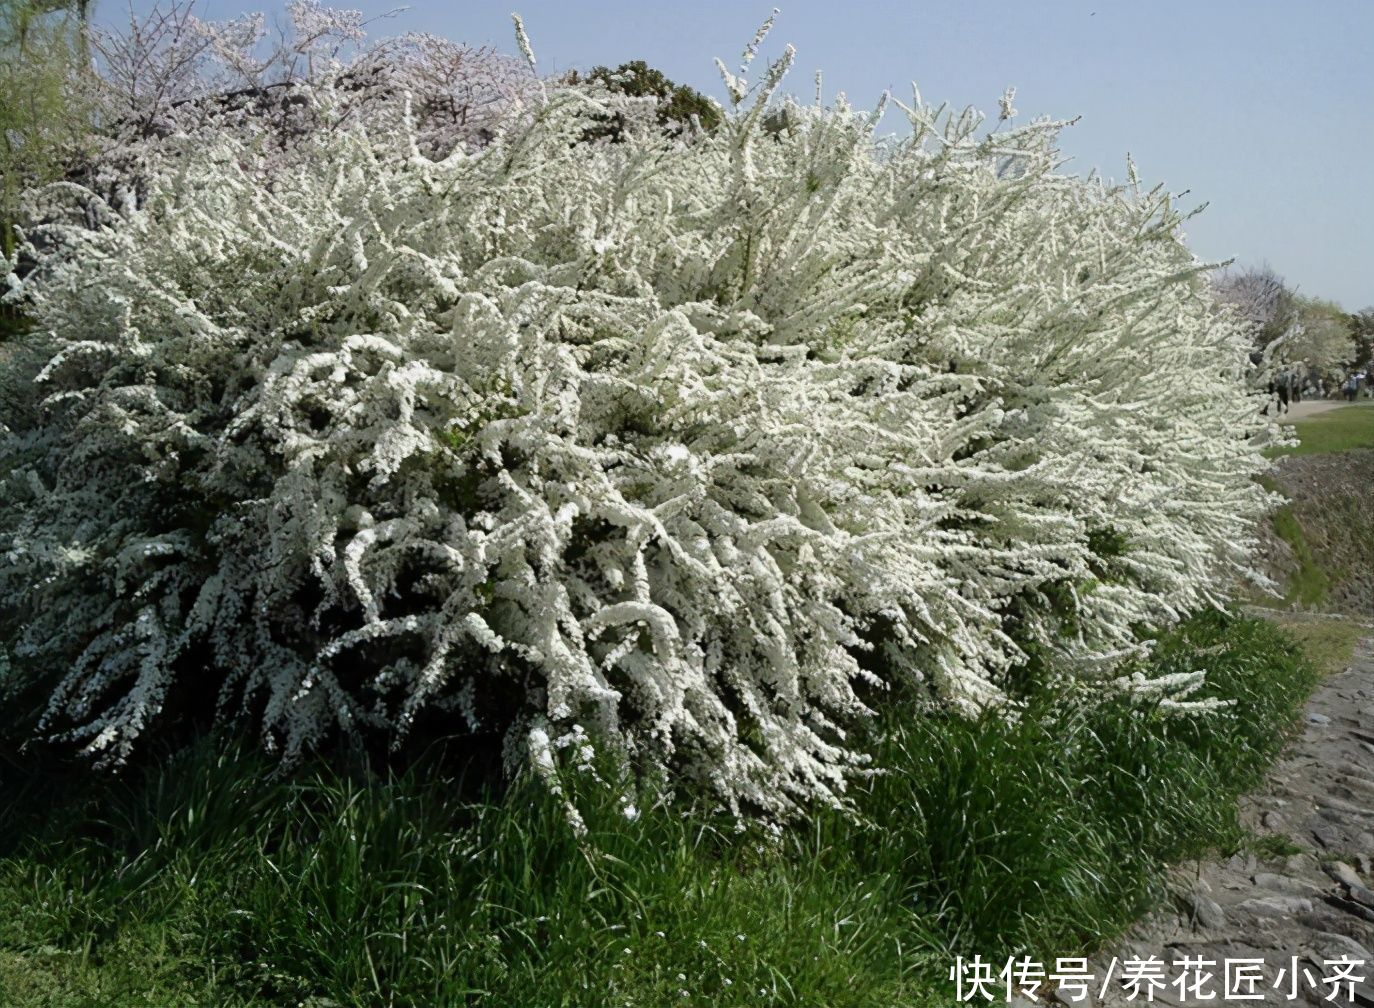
[998,86,1018,122]
[0,34,1281,818]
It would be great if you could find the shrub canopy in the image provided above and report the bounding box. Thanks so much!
[0,33,1279,816]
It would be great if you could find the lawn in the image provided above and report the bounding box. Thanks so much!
[1272,402,1374,456]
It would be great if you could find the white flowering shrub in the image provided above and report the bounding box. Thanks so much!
[0,32,1280,816]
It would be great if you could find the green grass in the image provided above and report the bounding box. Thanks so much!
[0,611,1323,1007]
[1257,612,1367,678]
[1269,502,1333,607]
[1271,403,1374,457]
[1239,830,1307,860]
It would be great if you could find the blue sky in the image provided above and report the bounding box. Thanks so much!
[105,0,1374,310]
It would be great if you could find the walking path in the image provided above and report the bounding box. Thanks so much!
[1281,400,1362,421]
[1087,632,1374,1006]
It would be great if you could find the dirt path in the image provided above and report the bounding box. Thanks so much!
[1279,400,1372,421]
[1086,632,1374,1006]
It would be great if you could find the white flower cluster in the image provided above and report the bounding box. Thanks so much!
[0,44,1280,816]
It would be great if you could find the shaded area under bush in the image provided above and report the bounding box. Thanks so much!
[0,611,1321,1007]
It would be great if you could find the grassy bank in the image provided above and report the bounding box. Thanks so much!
[0,611,1325,1007]
[1254,404,1374,616]
[1261,611,1368,678]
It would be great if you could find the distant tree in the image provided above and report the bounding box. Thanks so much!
[1351,307,1374,372]
[1281,296,1357,377]
[1,0,94,325]
[566,59,722,140]
[1212,266,1364,383]
[1211,264,1296,357]
[6,0,89,47]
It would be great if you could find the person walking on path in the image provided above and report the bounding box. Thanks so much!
[1276,369,1293,414]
